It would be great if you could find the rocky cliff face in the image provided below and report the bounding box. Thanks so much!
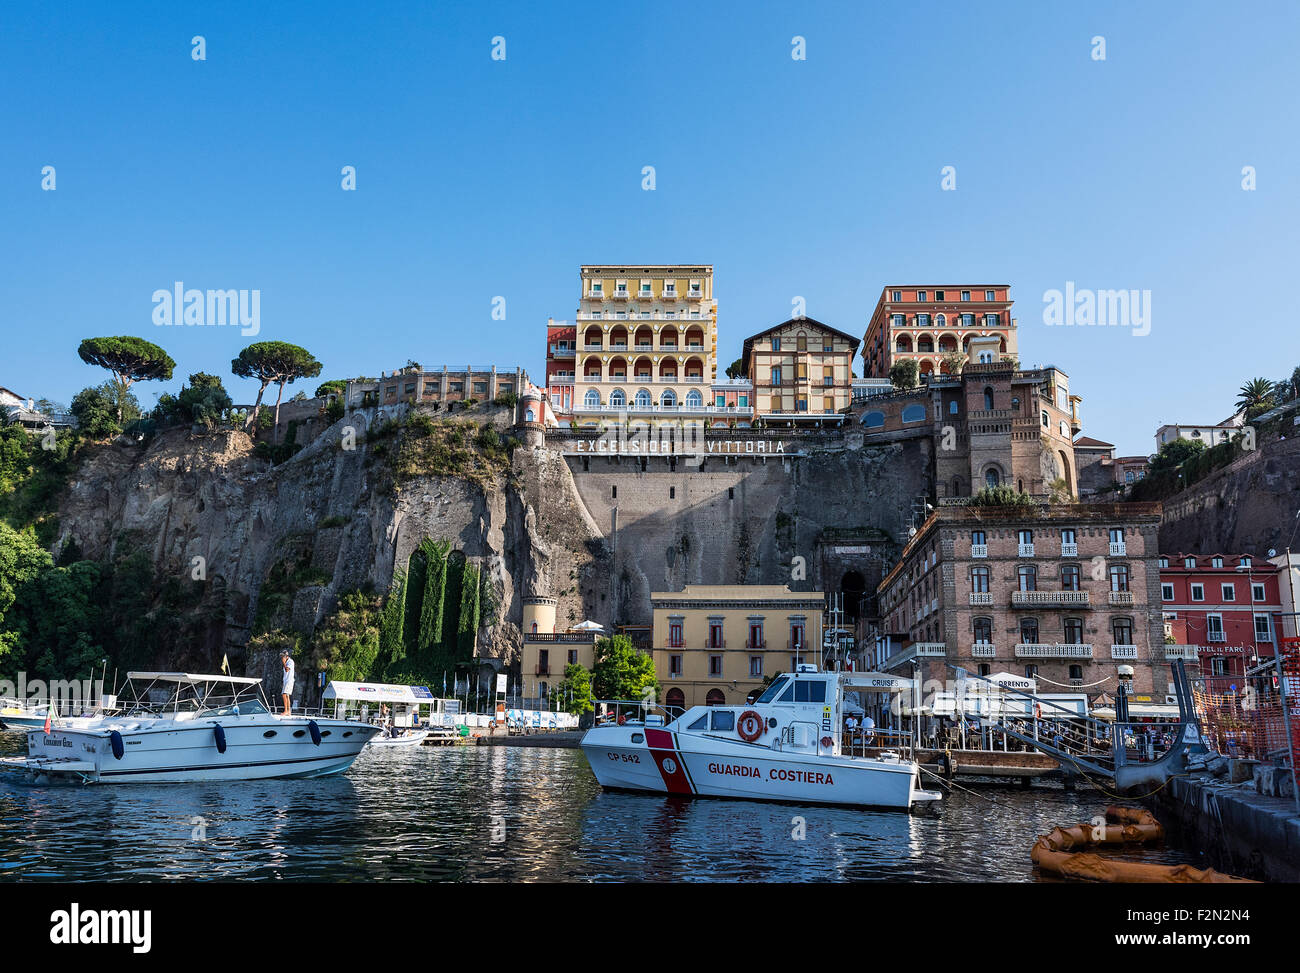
[54,407,601,673]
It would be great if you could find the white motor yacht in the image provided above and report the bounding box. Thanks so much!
[581,665,941,810]
[4,672,381,784]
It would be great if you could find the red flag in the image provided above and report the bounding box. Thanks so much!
[43,708,51,734]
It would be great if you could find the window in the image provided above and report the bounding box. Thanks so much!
[749,656,763,678]
[1240,556,1252,568]
[891,313,904,328]
[1025,664,1038,679]
[1020,618,1039,644]
[1159,557,1169,568]
[1109,565,1130,592]
[1221,583,1235,602]
[1206,614,1224,640]
[1061,528,1077,547]
[567,649,578,665]
[793,681,827,703]
[669,654,682,676]
[770,366,782,386]
[973,617,992,642]
[634,388,651,408]
[891,290,901,301]
[1061,565,1081,591]
[934,290,945,300]
[985,289,995,301]
[917,290,927,301]
[1161,583,1174,601]
[901,404,926,423]
[770,337,781,351]
[916,313,931,327]
[1041,411,1049,428]
[983,387,995,411]
[1063,618,1084,644]
[748,622,764,648]
[1018,566,1037,591]
[970,566,991,592]
[949,400,959,415]
[1113,617,1133,644]
[1184,556,1196,569]
[710,709,734,730]
[985,469,1000,489]
[609,388,625,407]
[1211,556,1224,568]
[862,411,885,429]
[971,529,986,548]
[789,621,805,649]
[1069,664,1083,681]
[1190,583,1204,602]
[668,621,683,648]
[961,290,970,301]
[708,621,724,648]
[583,389,600,408]
[1255,614,1272,642]
[1252,583,1266,602]
[709,655,723,677]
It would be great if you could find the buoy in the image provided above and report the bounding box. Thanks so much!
[213,724,227,754]
[307,720,322,746]
[109,730,125,760]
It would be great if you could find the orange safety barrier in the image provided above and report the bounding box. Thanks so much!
[1030,806,1256,883]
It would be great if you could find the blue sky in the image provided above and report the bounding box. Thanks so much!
[2,0,1297,457]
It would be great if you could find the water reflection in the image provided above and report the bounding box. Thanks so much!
[0,735,1204,882]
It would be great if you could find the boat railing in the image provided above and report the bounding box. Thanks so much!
[592,698,676,727]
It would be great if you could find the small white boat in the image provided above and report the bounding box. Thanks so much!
[3,672,380,784]
[581,666,941,811]
[367,728,430,748]
[0,699,55,731]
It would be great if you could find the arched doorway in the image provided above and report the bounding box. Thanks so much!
[841,570,866,622]
[705,689,725,706]
[665,687,685,716]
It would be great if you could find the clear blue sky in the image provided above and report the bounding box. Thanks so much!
[3,0,1297,457]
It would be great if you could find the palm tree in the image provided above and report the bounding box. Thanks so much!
[1236,377,1276,419]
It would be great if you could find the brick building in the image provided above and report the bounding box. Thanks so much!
[872,503,1168,701]
[545,319,577,416]
[1159,553,1282,678]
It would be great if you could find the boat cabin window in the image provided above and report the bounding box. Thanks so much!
[793,680,827,703]
[755,677,789,704]
[631,733,644,744]
[687,714,708,731]
[208,698,268,717]
[710,711,735,732]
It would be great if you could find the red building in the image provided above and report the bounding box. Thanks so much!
[860,285,1018,380]
[1160,553,1282,678]
[545,318,577,417]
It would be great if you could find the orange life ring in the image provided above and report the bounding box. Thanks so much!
[1034,703,1043,720]
[737,710,765,742]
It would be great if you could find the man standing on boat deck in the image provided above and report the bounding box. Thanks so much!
[280,648,295,716]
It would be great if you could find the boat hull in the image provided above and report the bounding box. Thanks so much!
[20,715,381,784]
[581,726,927,810]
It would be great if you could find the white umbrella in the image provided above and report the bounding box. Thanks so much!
[570,620,605,632]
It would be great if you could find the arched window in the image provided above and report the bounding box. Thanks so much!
[525,408,535,422]
[705,689,725,706]
[583,389,600,408]
[661,389,677,407]
[973,617,992,642]
[901,404,926,423]
[983,387,994,411]
[935,314,946,327]
[634,388,651,408]
[949,400,959,415]
[530,622,538,634]
[609,388,625,407]
[685,389,703,408]
[985,468,1000,489]
[862,410,885,429]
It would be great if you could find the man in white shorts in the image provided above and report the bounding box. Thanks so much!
[280,648,295,716]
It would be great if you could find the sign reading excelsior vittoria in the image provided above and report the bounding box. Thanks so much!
[562,437,793,456]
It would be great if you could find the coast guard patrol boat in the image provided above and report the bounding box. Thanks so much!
[582,665,941,810]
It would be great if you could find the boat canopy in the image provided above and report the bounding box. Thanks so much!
[126,671,262,686]
[838,672,913,692]
[322,681,434,703]
[1092,703,1181,721]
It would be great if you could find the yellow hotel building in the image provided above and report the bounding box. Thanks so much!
[573,265,718,430]
[651,585,826,711]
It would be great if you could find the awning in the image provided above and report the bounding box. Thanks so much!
[1092,703,1181,721]
[322,681,435,703]
[127,671,262,686]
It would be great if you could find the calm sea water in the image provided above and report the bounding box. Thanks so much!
[0,734,1205,882]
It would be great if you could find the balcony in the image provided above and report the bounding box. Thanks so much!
[706,640,726,649]
[913,643,947,657]
[660,289,678,300]
[637,291,654,301]
[1110,644,1138,660]
[1109,541,1127,556]
[1018,543,1035,557]
[746,640,767,649]
[584,342,604,351]
[1015,643,1093,659]
[1011,590,1090,607]
[684,289,704,300]
[971,642,996,657]
[586,290,605,300]
[1108,590,1135,606]
[611,290,631,300]
[969,591,993,606]
[1061,543,1078,557]
[1165,644,1200,661]
[971,544,988,558]
[548,345,576,358]
[1207,631,1226,642]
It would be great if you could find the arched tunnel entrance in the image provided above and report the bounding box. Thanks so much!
[840,570,866,623]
